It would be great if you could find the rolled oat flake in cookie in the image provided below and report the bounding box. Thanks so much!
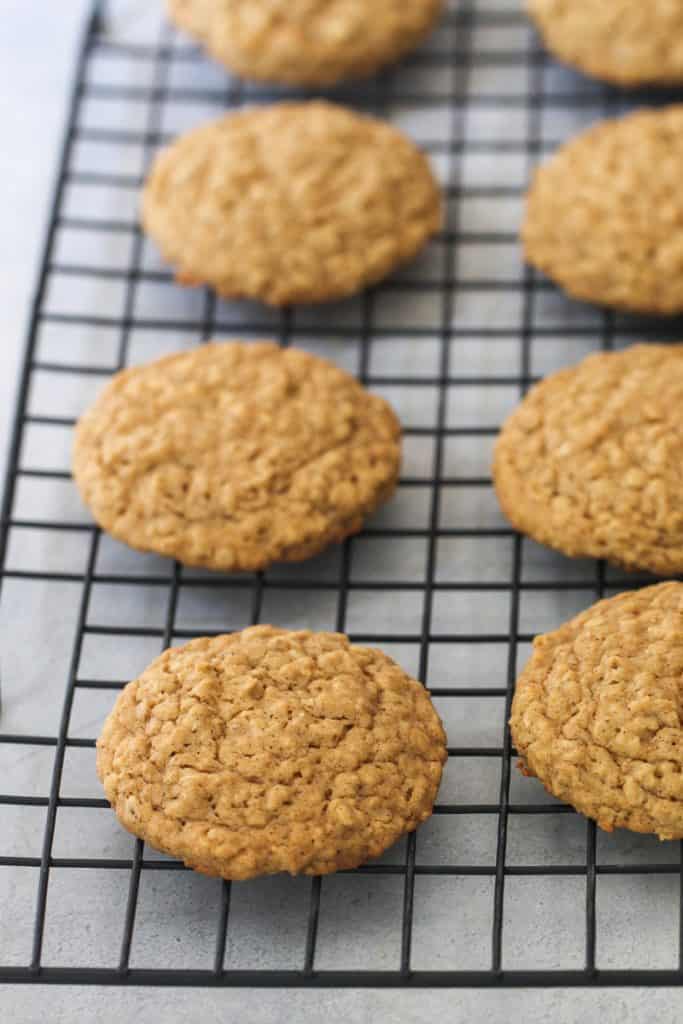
[511,582,683,840]
[493,344,683,576]
[522,106,683,314]
[97,626,447,879]
[167,0,445,86]
[528,0,683,86]
[72,341,401,571]
[141,101,442,306]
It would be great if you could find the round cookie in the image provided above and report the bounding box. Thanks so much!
[97,626,448,879]
[511,582,683,840]
[527,0,683,87]
[142,101,442,306]
[167,0,445,87]
[73,341,401,571]
[522,106,683,314]
[493,344,683,576]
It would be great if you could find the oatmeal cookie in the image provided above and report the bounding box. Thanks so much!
[142,101,442,306]
[73,341,401,571]
[493,344,683,576]
[522,106,683,314]
[97,626,448,878]
[528,0,683,86]
[167,0,445,86]
[511,582,683,840]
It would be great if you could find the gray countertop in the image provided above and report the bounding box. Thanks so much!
[2,2,683,1021]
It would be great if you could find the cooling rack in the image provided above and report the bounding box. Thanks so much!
[2,0,683,989]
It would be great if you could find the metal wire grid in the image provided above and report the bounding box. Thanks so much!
[2,0,683,988]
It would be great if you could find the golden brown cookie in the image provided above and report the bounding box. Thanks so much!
[142,101,442,306]
[493,344,683,576]
[97,626,447,879]
[73,341,401,571]
[527,0,683,86]
[167,0,445,86]
[511,582,683,840]
[522,106,683,314]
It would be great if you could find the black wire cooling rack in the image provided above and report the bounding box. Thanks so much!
[3,0,683,990]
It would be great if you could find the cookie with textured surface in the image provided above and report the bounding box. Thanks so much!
[141,101,442,306]
[528,0,683,86]
[493,344,683,576]
[522,106,683,314]
[511,582,683,840]
[167,0,445,86]
[97,626,447,879]
[73,341,401,571]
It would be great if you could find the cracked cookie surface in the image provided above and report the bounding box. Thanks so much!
[493,344,683,575]
[522,106,683,314]
[511,582,683,840]
[167,0,445,86]
[73,341,401,571]
[97,626,447,878]
[528,0,683,86]
[142,101,442,306]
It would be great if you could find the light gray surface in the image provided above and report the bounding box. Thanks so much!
[0,0,90,484]
[3,986,683,1024]
[2,0,683,1020]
